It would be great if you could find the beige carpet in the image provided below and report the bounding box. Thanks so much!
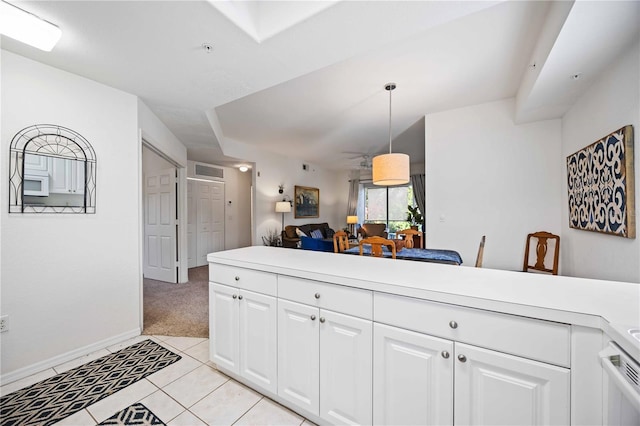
[142,266,209,338]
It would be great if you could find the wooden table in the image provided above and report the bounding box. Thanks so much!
[343,246,463,265]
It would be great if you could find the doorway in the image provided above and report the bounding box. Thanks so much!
[187,179,225,267]
[142,144,179,283]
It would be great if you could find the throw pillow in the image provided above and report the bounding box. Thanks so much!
[296,228,307,237]
[310,229,324,239]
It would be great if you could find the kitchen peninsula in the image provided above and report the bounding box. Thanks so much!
[208,246,640,425]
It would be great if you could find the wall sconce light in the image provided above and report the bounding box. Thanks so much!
[278,184,284,194]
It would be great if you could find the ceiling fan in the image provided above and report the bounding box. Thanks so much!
[342,152,374,169]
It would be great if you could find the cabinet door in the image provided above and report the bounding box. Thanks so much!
[210,283,239,374]
[49,157,70,193]
[72,160,85,194]
[278,299,319,415]
[373,323,454,425]
[239,289,277,394]
[454,342,570,425]
[319,309,372,425]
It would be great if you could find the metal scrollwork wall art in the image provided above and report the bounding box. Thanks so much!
[9,124,97,213]
[566,125,635,238]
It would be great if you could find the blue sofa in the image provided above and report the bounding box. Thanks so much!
[300,235,334,252]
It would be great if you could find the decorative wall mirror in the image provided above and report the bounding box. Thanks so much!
[9,124,96,213]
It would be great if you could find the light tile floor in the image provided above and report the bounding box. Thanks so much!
[0,335,315,426]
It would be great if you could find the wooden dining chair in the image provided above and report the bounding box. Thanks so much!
[396,229,423,249]
[475,235,486,268]
[359,236,397,259]
[333,230,350,253]
[523,231,560,275]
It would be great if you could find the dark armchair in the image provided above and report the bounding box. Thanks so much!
[357,223,388,239]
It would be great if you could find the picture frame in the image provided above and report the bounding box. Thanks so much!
[566,125,635,238]
[294,185,320,218]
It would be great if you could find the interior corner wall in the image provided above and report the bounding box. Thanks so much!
[0,51,141,381]
[216,139,350,245]
[425,98,562,270]
[561,39,640,283]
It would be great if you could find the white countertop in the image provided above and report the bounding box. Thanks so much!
[208,246,640,360]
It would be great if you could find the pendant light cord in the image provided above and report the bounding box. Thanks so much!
[388,86,392,154]
[385,83,396,154]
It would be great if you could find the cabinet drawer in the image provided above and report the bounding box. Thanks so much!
[278,275,372,320]
[210,264,277,297]
[374,293,571,367]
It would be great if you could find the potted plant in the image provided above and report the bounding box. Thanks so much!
[406,206,423,230]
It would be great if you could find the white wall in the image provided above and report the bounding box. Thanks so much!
[425,98,562,270]
[561,40,640,283]
[1,51,141,380]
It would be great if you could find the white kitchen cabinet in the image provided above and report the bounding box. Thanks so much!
[277,298,373,425]
[454,342,570,425]
[277,299,320,414]
[319,309,372,425]
[48,157,85,194]
[210,282,277,394]
[373,323,454,425]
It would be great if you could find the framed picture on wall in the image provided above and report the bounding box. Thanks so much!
[566,125,635,238]
[294,186,319,218]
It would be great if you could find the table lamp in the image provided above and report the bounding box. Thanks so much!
[347,215,358,237]
[276,201,292,235]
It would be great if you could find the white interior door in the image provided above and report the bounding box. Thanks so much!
[196,180,225,266]
[144,168,177,282]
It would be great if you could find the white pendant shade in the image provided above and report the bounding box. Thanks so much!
[275,201,291,213]
[372,153,410,186]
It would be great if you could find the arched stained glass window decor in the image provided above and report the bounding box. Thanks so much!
[9,124,97,213]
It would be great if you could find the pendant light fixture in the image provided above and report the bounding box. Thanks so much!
[372,83,410,186]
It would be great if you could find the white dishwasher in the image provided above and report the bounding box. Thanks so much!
[600,342,640,425]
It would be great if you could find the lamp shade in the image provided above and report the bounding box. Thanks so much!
[372,153,410,186]
[275,201,291,213]
[347,215,358,224]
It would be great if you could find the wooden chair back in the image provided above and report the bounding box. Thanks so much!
[333,230,350,253]
[359,236,396,259]
[396,229,423,249]
[523,231,560,275]
[475,235,486,268]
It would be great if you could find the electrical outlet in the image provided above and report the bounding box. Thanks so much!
[0,315,8,332]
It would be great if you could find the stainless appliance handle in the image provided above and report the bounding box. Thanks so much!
[600,345,640,412]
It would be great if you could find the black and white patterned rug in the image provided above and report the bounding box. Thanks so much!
[99,403,165,425]
[0,339,181,426]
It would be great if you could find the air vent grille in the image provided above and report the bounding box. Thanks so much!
[195,164,223,179]
[625,360,639,387]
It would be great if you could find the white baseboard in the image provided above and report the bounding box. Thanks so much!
[0,328,142,386]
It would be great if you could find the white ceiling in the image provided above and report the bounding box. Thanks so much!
[2,1,638,171]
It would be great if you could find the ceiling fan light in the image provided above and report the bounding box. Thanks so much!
[0,1,61,51]
[372,153,410,186]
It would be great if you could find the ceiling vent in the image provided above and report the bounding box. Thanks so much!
[195,163,224,179]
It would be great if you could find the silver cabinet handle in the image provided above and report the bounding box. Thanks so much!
[449,321,458,329]
[315,293,321,299]
[310,315,316,321]
[319,317,325,323]
[232,294,237,299]
[235,276,240,281]
[458,354,467,363]
[441,351,450,359]
[238,295,243,300]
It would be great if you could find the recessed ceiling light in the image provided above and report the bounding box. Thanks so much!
[238,166,249,172]
[0,1,61,51]
[570,73,582,80]
[202,43,213,53]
